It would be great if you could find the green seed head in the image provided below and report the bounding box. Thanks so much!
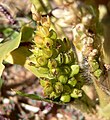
[60,94,71,103]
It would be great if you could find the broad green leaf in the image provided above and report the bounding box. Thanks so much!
[14,90,65,105]
[21,26,34,42]
[0,32,21,77]
[5,46,53,79]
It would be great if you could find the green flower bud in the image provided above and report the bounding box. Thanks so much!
[62,38,71,52]
[64,51,75,64]
[58,75,68,84]
[70,65,80,77]
[62,66,71,75]
[48,59,58,69]
[34,35,44,48]
[37,67,49,74]
[75,73,84,89]
[36,26,49,37]
[91,60,99,72]
[40,79,47,87]
[56,53,65,65]
[68,77,77,87]
[60,94,71,103]
[51,48,59,58]
[43,48,53,58]
[55,39,64,53]
[36,56,47,66]
[44,85,53,96]
[49,68,61,77]
[49,91,60,99]
[44,37,53,48]
[94,69,102,78]
[48,29,57,40]
[55,82,63,94]
[64,53,72,64]
[71,89,82,98]
[63,85,71,94]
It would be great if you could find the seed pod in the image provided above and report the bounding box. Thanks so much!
[60,94,71,103]
[63,85,71,94]
[90,60,99,72]
[94,69,102,78]
[68,77,77,87]
[70,65,80,77]
[62,38,71,52]
[37,67,49,74]
[55,82,63,94]
[44,37,53,48]
[48,59,58,69]
[48,29,57,40]
[71,88,82,98]
[58,74,68,84]
[56,53,65,65]
[36,56,47,66]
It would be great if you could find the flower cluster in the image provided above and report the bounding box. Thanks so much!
[29,16,83,103]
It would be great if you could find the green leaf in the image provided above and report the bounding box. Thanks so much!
[14,90,65,105]
[5,46,53,79]
[21,26,34,42]
[0,32,21,77]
